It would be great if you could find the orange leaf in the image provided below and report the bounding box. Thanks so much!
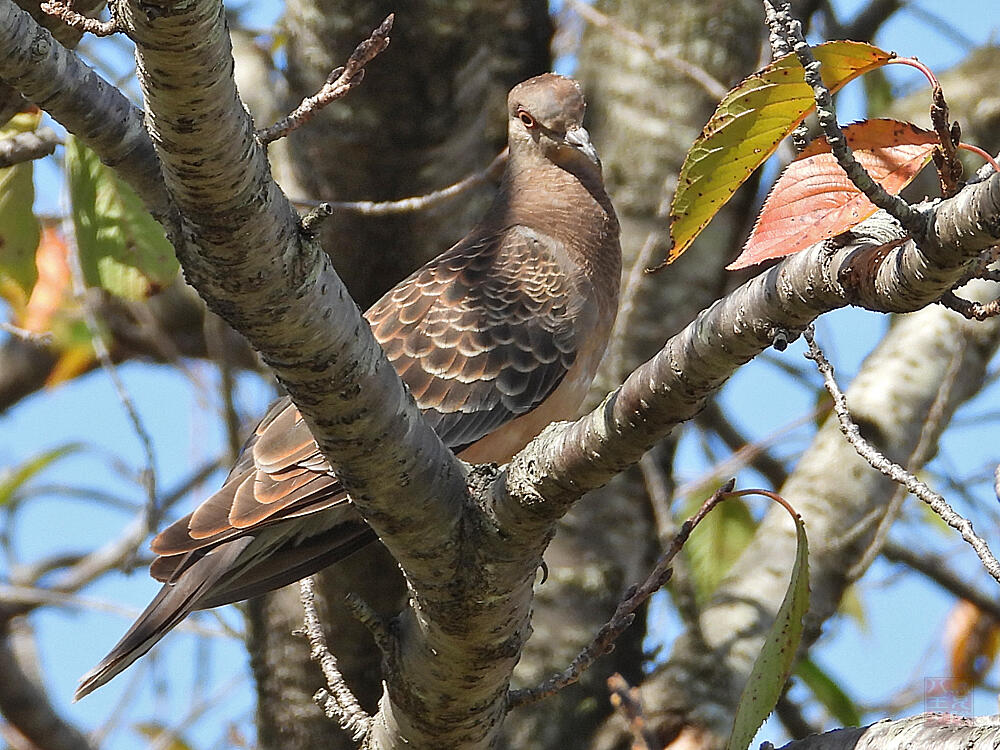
[20,226,72,334]
[945,600,1000,692]
[729,119,938,270]
[666,41,894,265]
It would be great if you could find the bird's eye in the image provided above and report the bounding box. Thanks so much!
[517,110,536,128]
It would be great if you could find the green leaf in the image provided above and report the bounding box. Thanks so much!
[65,135,178,300]
[0,443,86,507]
[667,41,894,263]
[0,161,40,302]
[795,657,861,727]
[684,493,757,603]
[0,113,43,305]
[725,509,810,750]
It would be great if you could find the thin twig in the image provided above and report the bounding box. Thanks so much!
[847,334,964,582]
[564,0,728,101]
[343,591,393,654]
[508,479,736,708]
[803,326,1000,585]
[298,577,372,740]
[148,675,246,750]
[694,399,793,490]
[293,149,507,217]
[0,321,53,345]
[257,15,393,145]
[638,446,704,635]
[39,0,118,36]
[598,189,673,391]
[763,1,809,152]
[929,86,962,197]
[939,291,1000,321]
[0,128,60,168]
[763,1,927,237]
[65,233,159,539]
[1,458,221,621]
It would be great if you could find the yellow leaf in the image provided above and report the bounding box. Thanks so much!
[666,41,893,264]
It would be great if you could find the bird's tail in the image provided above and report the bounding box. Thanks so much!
[74,538,251,701]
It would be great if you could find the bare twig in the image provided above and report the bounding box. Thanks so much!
[847,335,964,581]
[0,127,60,168]
[803,326,1000,585]
[297,577,372,740]
[939,291,1000,321]
[564,0,728,101]
[293,149,507,217]
[203,312,244,463]
[1,458,221,621]
[903,3,978,51]
[763,1,927,237]
[695,399,792,490]
[599,189,673,390]
[0,632,95,750]
[39,0,117,36]
[842,0,903,41]
[148,675,246,750]
[0,321,53,344]
[343,591,393,654]
[763,1,809,151]
[929,86,962,197]
[606,673,658,750]
[257,15,393,145]
[508,479,736,708]
[66,234,159,538]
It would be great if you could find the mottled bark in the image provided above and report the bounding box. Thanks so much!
[777,713,1000,750]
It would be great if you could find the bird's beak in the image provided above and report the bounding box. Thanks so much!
[565,126,600,167]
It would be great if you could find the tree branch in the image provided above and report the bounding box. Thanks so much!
[0,0,170,218]
[776,713,1000,749]
[502,177,1000,529]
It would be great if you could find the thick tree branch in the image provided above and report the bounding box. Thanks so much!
[777,713,1000,749]
[114,0,469,588]
[501,176,1000,527]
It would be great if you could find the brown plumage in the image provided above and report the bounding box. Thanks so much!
[76,73,621,700]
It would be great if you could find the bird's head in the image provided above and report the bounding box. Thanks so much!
[507,73,601,173]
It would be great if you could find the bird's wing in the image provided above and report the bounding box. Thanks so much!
[149,226,589,572]
[369,226,587,450]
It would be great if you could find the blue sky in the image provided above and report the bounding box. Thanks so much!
[3,1,1000,748]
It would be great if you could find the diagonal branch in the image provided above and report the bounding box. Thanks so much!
[501,173,1000,531]
[112,0,468,586]
[0,0,170,219]
[256,14,393,144]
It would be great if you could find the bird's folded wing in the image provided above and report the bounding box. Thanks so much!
[369,227,586,449]
[149,227,587,566]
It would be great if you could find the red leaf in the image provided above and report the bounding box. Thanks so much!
[729,120,938,270]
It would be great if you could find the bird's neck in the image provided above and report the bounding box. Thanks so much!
[494,149,620,278]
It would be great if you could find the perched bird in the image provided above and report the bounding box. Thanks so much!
[76,72,621,700]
